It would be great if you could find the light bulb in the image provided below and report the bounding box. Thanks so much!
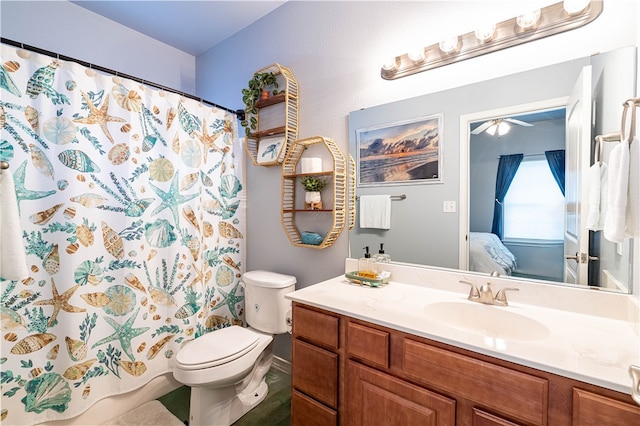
[439,36,459,54]
[563,0,590,15]
[497,122,510,136]
[474,24,496,42]
[382,57,398,73]
[516,9,541,29]
[408,48,425,64]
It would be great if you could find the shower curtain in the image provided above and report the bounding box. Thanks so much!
[0,44,245,424]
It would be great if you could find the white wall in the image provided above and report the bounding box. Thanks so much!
[0,1,196,93]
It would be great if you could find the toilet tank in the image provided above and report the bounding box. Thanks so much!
[243,270,296,334]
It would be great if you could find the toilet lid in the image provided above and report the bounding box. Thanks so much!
[176,326,260,370]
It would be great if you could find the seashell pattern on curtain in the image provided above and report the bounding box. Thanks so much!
[0,44,245,424]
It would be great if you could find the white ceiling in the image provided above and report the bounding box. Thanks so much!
[70,1,287,56]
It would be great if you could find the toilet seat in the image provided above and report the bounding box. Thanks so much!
[176,326,260,370]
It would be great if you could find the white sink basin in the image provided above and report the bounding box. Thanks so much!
[423,301,550,341]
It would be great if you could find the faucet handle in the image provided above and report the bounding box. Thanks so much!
[494,287,519,306]
[459,280,480,301]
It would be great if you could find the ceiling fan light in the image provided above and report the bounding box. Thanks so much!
[486,124,498,136]
[497,122,510,136]
[516,9,541,29]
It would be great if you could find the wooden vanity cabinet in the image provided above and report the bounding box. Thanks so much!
[291,302,640,426]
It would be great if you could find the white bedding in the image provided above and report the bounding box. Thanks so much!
[469,232,517,275]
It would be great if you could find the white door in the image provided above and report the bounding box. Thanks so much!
[564,65,592,285]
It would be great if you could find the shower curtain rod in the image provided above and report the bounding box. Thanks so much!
[1,38,246,121]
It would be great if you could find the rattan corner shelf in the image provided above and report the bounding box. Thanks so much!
[281,136,347,249]
[244,63,299,167]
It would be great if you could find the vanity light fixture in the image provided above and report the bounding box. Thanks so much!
[381,0,603,80]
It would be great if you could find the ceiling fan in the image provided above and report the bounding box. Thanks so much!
[471,117,533,136]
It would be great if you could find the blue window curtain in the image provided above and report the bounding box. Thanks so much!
[544,149,565,196]
[491,154,523,239]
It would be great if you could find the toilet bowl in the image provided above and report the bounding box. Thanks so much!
[173,270,296,426]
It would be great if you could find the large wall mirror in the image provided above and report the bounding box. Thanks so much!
[349,45,637,294]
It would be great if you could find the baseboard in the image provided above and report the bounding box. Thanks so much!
[272,355,291,375]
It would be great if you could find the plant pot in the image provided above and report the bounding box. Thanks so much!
[260,89,270,100]
[305,191,322,210]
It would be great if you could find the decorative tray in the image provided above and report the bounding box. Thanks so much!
[344,271,391,287]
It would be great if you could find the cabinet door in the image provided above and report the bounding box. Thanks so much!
[292,389,337,426]
[573,388,640,425]
[346,360,455,426]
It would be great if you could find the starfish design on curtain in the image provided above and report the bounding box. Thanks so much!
[12,161,56,213]
[149,172,198,232]
[91,308,150,361]
[73,91,126,144]
[212,283,244,320]
[34,278,86,327]
[193,118,223,163]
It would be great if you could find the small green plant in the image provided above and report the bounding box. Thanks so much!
[300,176,328,192]
[240,71,279,137]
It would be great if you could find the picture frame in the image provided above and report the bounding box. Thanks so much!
[356,114,443,186]
[256,136,285,165]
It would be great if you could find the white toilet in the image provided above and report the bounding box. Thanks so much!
[173,270,296,426]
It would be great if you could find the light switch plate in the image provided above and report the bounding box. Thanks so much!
[443,201,456,213]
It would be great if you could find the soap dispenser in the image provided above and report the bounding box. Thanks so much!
[374,243,391,263]
[358,246,379,279]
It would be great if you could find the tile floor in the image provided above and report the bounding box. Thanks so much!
[158,364,291,426]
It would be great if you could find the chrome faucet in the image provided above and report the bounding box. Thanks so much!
[459,280,519,306]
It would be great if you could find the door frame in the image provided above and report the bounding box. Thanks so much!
[458,97,569,271]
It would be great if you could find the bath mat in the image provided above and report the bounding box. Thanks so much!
[104,400,184,425]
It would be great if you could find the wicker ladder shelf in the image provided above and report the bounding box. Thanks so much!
[281,136,347,249]
[244,63,299,166]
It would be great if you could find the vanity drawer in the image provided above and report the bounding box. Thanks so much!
[292,389,337,426]
[347,321,390,369]
[572,388,640,425]
[292,304,339,350]
[403,338,548,425]
[292,338,338,409]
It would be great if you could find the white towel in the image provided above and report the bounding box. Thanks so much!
[603,142,630,243]
[0,171,29,281]
[359,195,391,229]
[585,162,608,231]
[626,137,639,237]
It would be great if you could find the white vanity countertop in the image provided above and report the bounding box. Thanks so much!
[286,270,640,395]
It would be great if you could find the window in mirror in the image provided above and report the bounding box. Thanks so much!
[503,159,564,241]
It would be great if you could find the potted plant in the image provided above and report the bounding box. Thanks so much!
[300,176,328,210]
[240,71,280,137]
